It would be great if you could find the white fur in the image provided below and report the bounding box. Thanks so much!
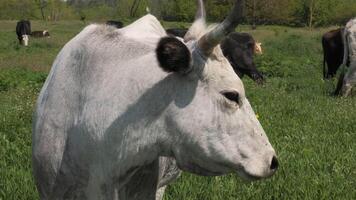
[22,35,29,46]
[33,14,276,200]
[255,42,262,54]
[184,18,207,42]
[341,18,356,96]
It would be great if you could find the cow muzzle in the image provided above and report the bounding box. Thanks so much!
[22,35,29,46]
[238,153,278,181]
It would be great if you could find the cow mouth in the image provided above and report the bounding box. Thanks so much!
[236,170,264,181]
[236,164,277,181]
[176,159,275,181]
[176,162,227,176]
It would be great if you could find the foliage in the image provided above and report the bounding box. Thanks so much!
[293,0,356,27]
[0,0,37,20]
[160,0,196,21]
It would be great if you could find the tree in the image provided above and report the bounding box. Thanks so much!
[34,0,47,20]
[246,0,260,27]
[130,0,143,17]
[45,0,66,21]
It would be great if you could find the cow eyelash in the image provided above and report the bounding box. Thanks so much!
[221,91,240,104]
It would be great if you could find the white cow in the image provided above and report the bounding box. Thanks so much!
[341,18,356,96]
[32,0,278,199]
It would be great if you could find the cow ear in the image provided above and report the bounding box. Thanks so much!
[156,37,192,74]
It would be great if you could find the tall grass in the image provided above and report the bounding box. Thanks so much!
[0,21,355,200]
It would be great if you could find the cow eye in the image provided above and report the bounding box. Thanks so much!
[221,91,240,104]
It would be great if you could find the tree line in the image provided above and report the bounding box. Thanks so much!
[0,0,355,27]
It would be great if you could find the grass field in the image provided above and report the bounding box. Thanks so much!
[0,20,355,200]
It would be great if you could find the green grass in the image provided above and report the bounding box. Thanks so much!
[0,20,355,200]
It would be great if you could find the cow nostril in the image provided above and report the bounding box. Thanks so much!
[270,156,279,170]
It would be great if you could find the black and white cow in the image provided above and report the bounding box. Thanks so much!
[166,28,265,84]
[16,20,31,46]
[31,30,50,38]
[106,20,124,29]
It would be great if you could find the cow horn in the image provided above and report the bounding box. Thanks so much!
[198,0,245,56]
[183,0,206,42]
[195,0,206,20]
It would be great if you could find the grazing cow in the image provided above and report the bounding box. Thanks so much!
[221,32,265,84]
[106,20,123,29]
[166,28,264,84]
[31,30,50,38]
[322,28,345,79]
[16,20,31,46]
[33,0,278,199]
[335,18,356,96]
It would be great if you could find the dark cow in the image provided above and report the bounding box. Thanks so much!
[106,20,123,29]
[16,20,31,46]
[322,28,345,79]
[166,28,187,38]
[166,28,264,84]
[31,30,50,38]
[221,32,265,84]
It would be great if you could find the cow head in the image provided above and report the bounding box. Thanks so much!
[43,30,50,37]
[156,0,277,180]
[235,41,265,84]
[22,35,29,46]
[220,34,265,85]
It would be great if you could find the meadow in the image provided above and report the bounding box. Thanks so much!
[0,20,355,200]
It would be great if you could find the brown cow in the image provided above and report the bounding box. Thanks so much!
[322,28,345,79]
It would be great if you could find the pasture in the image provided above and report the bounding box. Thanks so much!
[0,20,355,199]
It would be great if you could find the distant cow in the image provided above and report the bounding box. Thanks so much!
[106,20,123,29]
[16,20,31,46]
[31,30,50,38]
[322,28,345,79]
[166,28,264,84]
[221,32,265,84]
